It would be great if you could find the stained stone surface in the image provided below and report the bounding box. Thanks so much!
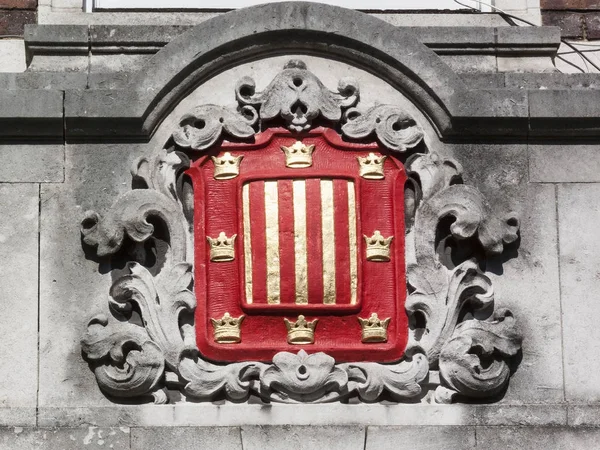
[476,426,600,450]
[6,5,597,439]
[36,54,557,415]
[131,427,242,450]
[568,404,600,426]
[530,144,600,183]
[0,184,39,426]
[241,426,366,450]
[37,404,570,428]
[38,143,148,409]
[365,426,476,450]
[0,427,130,450]
[451,144,564,404]
[558,184,600,403]
[0,145,63,183]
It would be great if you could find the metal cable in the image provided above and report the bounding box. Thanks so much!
[454,0,600,73]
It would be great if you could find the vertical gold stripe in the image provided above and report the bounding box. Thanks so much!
[321,179,336,304]
[264,181,280,304]
[348,181,358,305]
[293,180,308,305]
[242,183,253,304]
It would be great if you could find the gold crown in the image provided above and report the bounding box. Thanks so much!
[207,232,237,262]
[211,152,243,180]
[364,230,393,262]
[357,153,387,180]
[358,313,391,343]
[281,141,315,168]
[211,312,245,343]
[284,315,318,344]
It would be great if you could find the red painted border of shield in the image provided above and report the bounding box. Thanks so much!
[187,128,408,363]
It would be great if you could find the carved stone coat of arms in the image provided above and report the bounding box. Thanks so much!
[80,60,523,404]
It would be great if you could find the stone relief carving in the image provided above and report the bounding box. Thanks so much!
[81,60,522,404]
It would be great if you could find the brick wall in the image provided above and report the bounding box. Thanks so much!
[542,0,600,39]
[0,0,37,36]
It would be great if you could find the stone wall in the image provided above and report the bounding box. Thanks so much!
[2,2,600,449]
[0,0,36,35]
[542,0,600,38]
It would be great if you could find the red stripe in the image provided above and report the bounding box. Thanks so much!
[305,178,323,305]
[249,181,267,304]
[278,179,296,304]
[334,179,351,305]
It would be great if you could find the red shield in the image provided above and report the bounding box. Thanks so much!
[188,128,407,362]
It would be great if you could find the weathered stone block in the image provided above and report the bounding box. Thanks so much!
[530,144,600,183]
[89,25,192,52]
[585,12,600,39]
[241,426,365,450]
[451,144,563,404]
[0,144,63,182]
[13,72,87,90]
[0,0,37,8]
[366,426,476,450]
[131,427,241,450]
[476,426,600,449]
[0,427,130,450]
[496,26,560,47]
[37,403,539,428]
[542,11,585,38]
[24,24,88,50]
[0,184,39,426]
[89,54,150,74]
[0,40,26,73]
[0,90,63,138]
[542,0,600,9]
[506,73,600,89]
[558,184,600,402]
[0,10,36,36]
[497,56,556,73]
[529,90,600,135]
[474,405,567,426]
[568,404,600,426]
[38,143,149,412]
[440,55,497,73]
[460,73,505,89]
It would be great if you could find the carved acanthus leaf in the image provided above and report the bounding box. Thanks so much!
[261,350,349,403]
[236,60,359,132]
[342,105,424,152]
[82,58,524,405]
[131,149,190,203]
[109,262,196,370]
[81,189,188,260]
[343,352,429,401]
[414,184,519,269]
[406,152,463,201]
[81,314,165,399]
[172,104,257,151]
[178,357,265,402]
[437,309,522,402]
[406,260,495,365]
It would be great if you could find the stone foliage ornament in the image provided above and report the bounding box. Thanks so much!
[81,60,522,404]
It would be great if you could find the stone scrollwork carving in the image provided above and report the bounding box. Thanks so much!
[236,59,359,132]
[81,59,522,404]
[342,105,425,152]
[172,104,258,151]
[436,309,522,402]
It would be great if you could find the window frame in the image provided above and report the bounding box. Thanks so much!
[86,0,486,12]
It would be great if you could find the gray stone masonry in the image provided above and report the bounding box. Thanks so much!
[2,2,600,447]
[3,426,600,449]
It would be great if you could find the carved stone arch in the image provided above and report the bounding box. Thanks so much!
[65,2,527,141]
[79,12,522,406]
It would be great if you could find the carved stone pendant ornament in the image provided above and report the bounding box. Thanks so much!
[80,60,522,405]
